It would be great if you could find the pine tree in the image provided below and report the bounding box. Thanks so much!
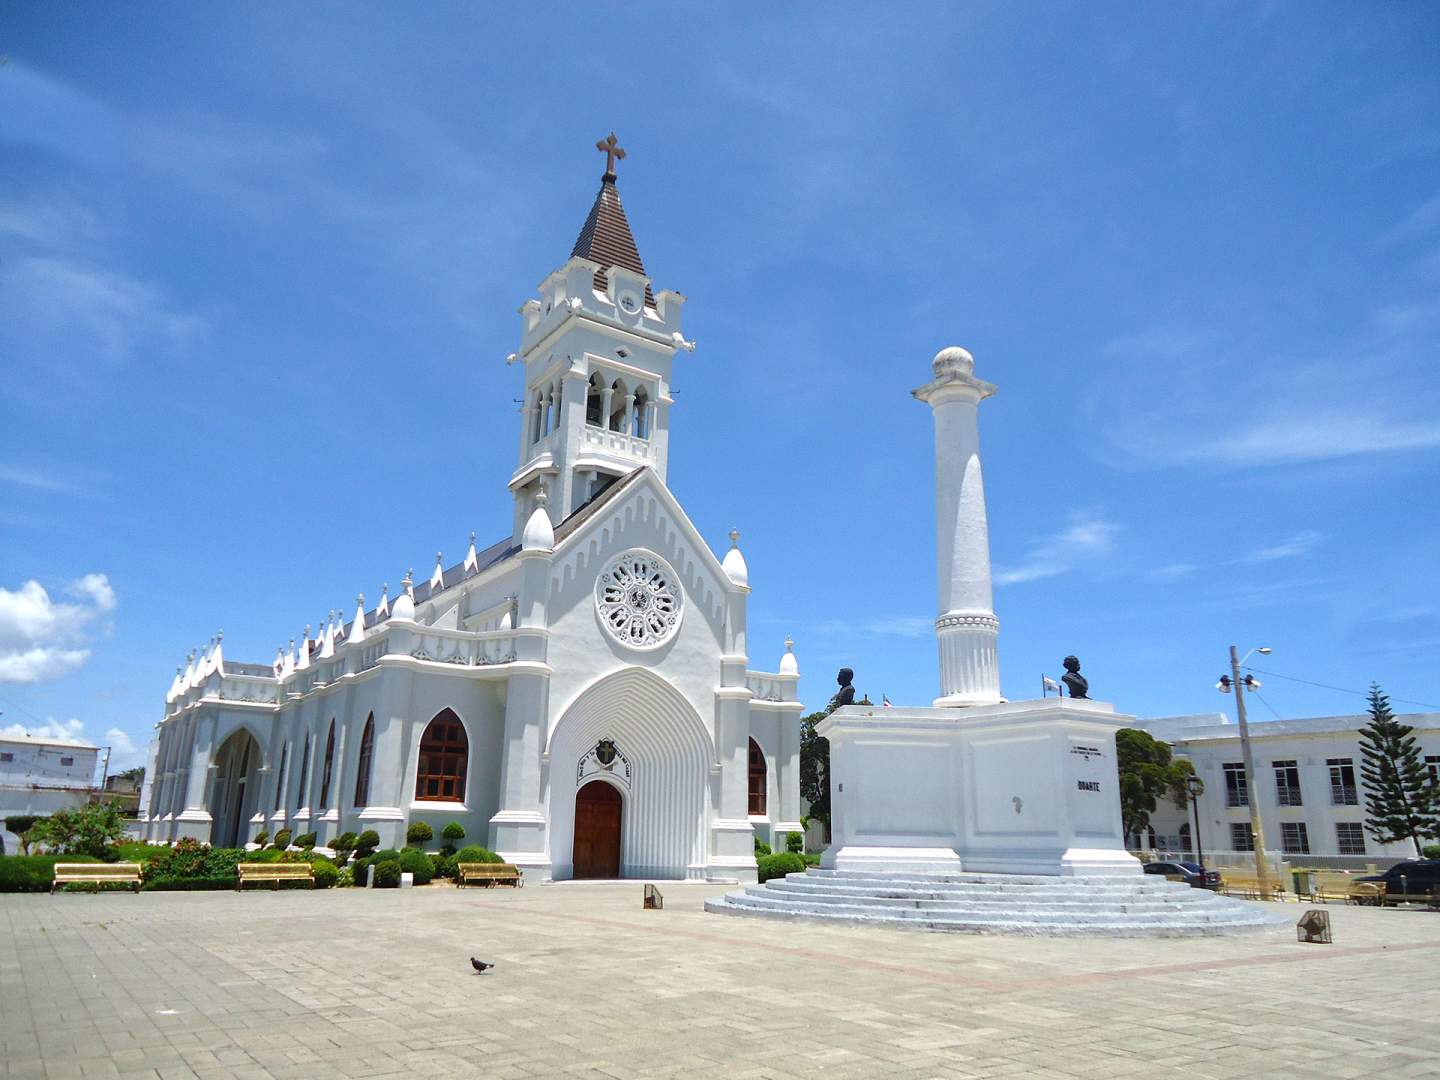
[1357,684,1440,856]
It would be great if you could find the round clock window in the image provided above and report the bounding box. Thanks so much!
[595,550,683,648]
[618,291,640,313]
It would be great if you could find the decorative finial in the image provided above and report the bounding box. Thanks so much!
[216,630,223,643]
[535,482,548,507]
[436,551,443,565]
[596,131,626,178]
[402,568,414,591]
[469,530,476,546]
[303,623,310,638]
[357,593,365,606]
[728,528,739,548]
[785,637,794,651]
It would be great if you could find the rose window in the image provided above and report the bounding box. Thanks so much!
[596,550,682,648]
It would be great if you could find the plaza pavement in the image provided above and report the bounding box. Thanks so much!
[2,881,1439,1080]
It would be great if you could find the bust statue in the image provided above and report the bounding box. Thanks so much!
[827,667,856,714]
[1061,655,1089,700]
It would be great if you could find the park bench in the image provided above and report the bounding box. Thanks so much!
[236,862,314,891]
[456,862,523,888]
[1303,871,1367,904]
[1379,885,1440,910]
[1218,874,1287,902]
[51,862,141,893]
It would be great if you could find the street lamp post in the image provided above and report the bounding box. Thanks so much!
[1185,772,1205,876]
[1218,645,1272,893]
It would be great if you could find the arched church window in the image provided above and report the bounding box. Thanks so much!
[748,738,767,816]
[585,374,604,426]
[414,709,468,802]
[1179,822,1192,857]
[354,715,375,808]
[608,379,628,432]
[531,390,546,444]
[273,741,290,814]
[319,721,335,809]
[294,733,311,809]
[632,385,649,438]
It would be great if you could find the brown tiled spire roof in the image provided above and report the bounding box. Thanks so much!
[570,174,656,309]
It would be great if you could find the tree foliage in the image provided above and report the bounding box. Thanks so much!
[799,711,830,834]
[4,815,43,856]
[30,802,129,859]
[1115,729,1196,842]
[1358,684,1440,856]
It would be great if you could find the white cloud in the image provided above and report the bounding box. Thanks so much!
[1177,411,1440,468]
[1244,530,1321,563]
[0,719,147,771]
[103,727,145,770]
[995,516,1118,586]
[0,574,117,683]
[0,717,87,742]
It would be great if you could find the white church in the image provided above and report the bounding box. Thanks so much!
[141,139,804,882]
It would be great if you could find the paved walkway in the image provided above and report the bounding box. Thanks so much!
[3,882,1439,1079]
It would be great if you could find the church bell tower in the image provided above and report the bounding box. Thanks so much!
[508,134,694,542]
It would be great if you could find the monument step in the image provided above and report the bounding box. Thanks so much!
[705,869,1289,937]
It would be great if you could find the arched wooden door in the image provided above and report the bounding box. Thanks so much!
[572,781,622,879]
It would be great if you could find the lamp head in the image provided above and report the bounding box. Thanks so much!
[1185,773,1203,797]
[1257,646,1273,655]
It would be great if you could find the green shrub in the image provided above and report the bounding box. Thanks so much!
[241,849,285,863]
[757,852,805,883]
[351,848,401,885]
[398,848,434,885]
[310,857,339,889]
[253,829,269,847]
[453,844,502,865]
[331,832,358,862]
[336,866,355,888]
[271,828,292,850]
[754,836,772,857]
[433,852,458,879]
[0,854,101,892]
[800,853,821,868]
[406,821,433,847]
[293,832,317,850]
[141,839,247,884]
[1423,844,1440,860]
[28,803,128,859]
[372,858,402,888]
[143,876,235,892]
[354,830,380,857]
[785,831,804,853]
[441,822,466,843]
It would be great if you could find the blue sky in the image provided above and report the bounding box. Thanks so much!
[2,4,1438,771]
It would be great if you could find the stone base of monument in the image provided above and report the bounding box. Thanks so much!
[704,869,1289,937]
[705,697,1285,936]
[818,698,1146,878]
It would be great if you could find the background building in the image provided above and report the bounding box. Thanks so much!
[1137,711,1440,869]
[0,733,101,851]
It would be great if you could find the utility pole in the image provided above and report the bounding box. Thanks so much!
[1229,645,1270,892]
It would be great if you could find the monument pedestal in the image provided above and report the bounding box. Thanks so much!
[819,698,1141,877]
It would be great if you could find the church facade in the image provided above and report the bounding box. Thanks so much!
[140,145,803,882]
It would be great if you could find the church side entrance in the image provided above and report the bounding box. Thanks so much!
[572,780,622,879]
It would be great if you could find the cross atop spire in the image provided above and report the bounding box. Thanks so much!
[596,131,625,179]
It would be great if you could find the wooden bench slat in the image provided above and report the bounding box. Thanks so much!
[51,863,142,893]
[236,862,316,890]
[456,862,523,888]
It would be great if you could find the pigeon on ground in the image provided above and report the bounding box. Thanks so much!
[470,957,494,974]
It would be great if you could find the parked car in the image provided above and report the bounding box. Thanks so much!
[1356,860,1440,900]
[1143,860,1221,889]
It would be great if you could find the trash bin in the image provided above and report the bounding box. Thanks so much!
[1292,870,1312,897]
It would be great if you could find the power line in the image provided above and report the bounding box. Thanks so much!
[1250,689,1285,722]
[1243,667,1440,712]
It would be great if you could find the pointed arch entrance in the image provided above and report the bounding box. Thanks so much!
[547,667,714,880]
[572,780,623,878]
[210,728,261,848]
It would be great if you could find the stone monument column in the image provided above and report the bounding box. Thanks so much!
[912,347,1002,707]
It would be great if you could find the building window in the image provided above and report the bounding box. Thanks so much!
[585,373,604,426]
[1336,822,1366,855]
[1427,755,1440,787]
[1229,822,1254,851]
[294,734,311,808]
[1178,822,1192,857]
[319,721,335,809]
[748,738,767,816]
[60,756,74,766]
[1223,762,1248,807]
[414,709,467,802]
[0,752,13,763]
[1327,757,1358,805]
[632,385,650,438]
[354,715,375,807]
[1273,759,1303,807]
[1280,821,1310,855]
[273,741,289,814]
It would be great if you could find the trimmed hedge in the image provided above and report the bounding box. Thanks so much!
[143,876,236,892]
[331,832,358,862]
[406,821,433,846]
[311,857,339,889]
[294,832,317,850]
[441,822,466,842]
[785,831,804,854]
[354,830,380,856]
[453,844,502,865]
[142,839,246,883]
[0,854,101,893]
[1424,845,1440,860]
[372,858,402,888]
[398,848,434,885]
[754,836,772,857]
[757,852,805,883]
[271,829,292,850]
[253,830,270,847]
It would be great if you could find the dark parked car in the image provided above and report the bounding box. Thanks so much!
[1356,860,1440,900]
[1143,860,1221,889]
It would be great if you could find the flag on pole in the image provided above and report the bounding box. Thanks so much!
[1042,675,1062,697]
[881,695,892,707]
